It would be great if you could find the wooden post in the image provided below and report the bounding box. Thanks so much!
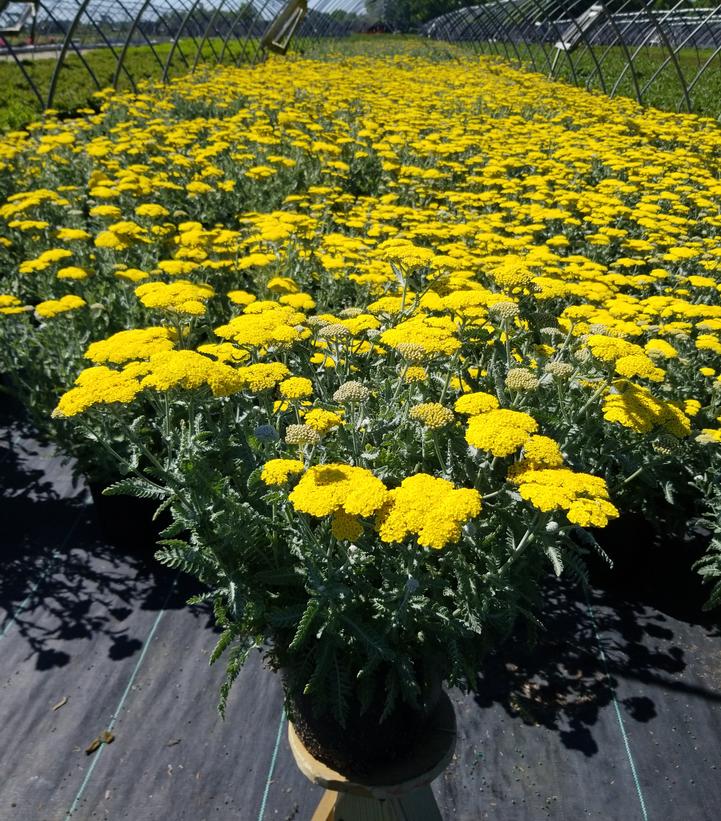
[288,691,456,821]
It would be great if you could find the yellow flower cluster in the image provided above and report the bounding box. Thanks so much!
[260,458,305,486]
[409,403,454,429]
[602,381,690,437]
[35,294,86,318]
[510,468,619,528]
[377,474,481,549]
[215,303,307,349]
[54,366,142,417]
[85,327,176,364]
[381,315,460,358]
[466,409,539,457]
[135,280,214,316]
[289,463,388,519]
[279,377,313,400]
[6,48,721,574]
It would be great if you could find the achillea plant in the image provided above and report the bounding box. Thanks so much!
[0,51,718,726]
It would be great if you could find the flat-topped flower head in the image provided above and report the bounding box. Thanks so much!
[35,294,86,319]
[135,280,214,317]
[279,377,313,400]
[84,327,175,365]
[303,408,343,433]
[465,409,538,456]
[140,350,244,397]
[409,403,454,429]
[381,315,460,358]
[510,467,619,528]
[454,392,500,415]
[289,463,388,518]
[53,366,142,417]
[261,459,305,486]
[377,473,481,549]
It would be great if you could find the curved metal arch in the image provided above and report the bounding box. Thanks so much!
[565,0,645,104]
[111,0,154,91]
[216,3,254,65]
[161,0,207,81]
[188,3,223,65]
[144,0,195,73]
[191,0,234,71]
[46,0,103,110]
[218,0,273,66]
[112,0,170,81]
[1,38,45,107]
[636,2,721,109]
[609,0,692,109]
[462,3,524,66]
[568,0,647,99]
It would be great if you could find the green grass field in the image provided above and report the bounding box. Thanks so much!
[0,37,260,132]
[482,41,721,118]
[2,34,720,133]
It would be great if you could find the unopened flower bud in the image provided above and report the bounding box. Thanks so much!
[544,361,574,379]
[395,343,427,362]
[489,301,519,322]
[318,323,351,340]
[285,424,322,446]
[333,381,370,404]
[254,424,279,443]
[505,368,540,392]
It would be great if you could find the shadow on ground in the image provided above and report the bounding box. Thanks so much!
[0,395,212,669]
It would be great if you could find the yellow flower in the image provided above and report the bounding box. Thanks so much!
[267,276,299,294]
[35,294,86,318]
[135,203,170,219]
[377,473,481,549]
[227,290,257,307]
[135,280,214,316]
[0,295,26,315]
[602,381,690,437]
[56,228,91,241]
[644,339,677,360]
[381,315,460,358]
[260,459,305,486]
[331,510,364,541]
[403,366,428,383]
[280,292,316,311]
[115,268,150,282]
[57,266,89,280]
[696,334,721,355]
[140,350,244,397]
[409,403,454,429]
[303,407,344,433]
[279,377,313,400]
[465,409,538,456]
[53,366,142,417]
[289,463,388,518]
[85,327,175,365]
[454,392,500,415]
[614,354,665,382]
[511,467,619,528]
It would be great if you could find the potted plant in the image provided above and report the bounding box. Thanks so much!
[53,260,630,793]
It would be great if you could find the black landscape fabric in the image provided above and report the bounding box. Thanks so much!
[1,397,720,821]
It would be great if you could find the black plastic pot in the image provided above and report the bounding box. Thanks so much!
[283,660,442,778]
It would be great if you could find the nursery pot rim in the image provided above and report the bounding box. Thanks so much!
[288,689,456,800]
